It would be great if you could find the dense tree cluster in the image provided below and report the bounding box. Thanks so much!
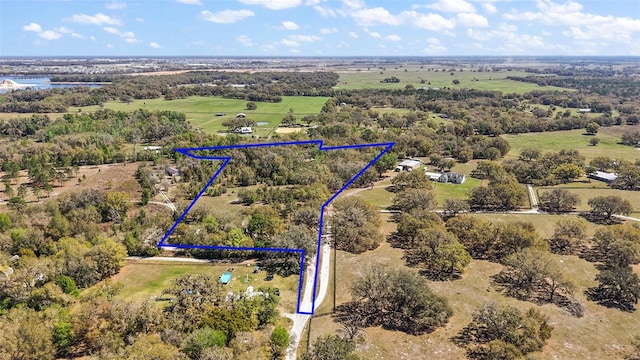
[504,149,585,186]
[495,248,582,316]
[341,265,452,335]
[332,196,384,253]
[446,215,546,261]
[456,303,553,359]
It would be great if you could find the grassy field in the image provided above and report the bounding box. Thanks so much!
[76,96,328,137]
[503,128,640,164]
[0,96,329,137]
[305,213,640,360]
[335,68,570,94]
[538,184,640,213]
[111,260,301,313]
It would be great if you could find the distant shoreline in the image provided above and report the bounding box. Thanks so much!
[49,81,111,85]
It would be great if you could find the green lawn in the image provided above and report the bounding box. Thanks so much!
[503,129,640,164]
[432,177,483,206]
[335,68,570,94]
[111,260,300,313]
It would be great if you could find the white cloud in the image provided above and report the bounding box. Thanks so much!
[313,5,337,17]
[238,0,301,10]
[149,42,162,48]
[342,0,365,9]
[236,35,253,46]
[67,13,122,26]
[305,0,322,5]
[23,23,42,32]
[424,43,447,53]
[385,34,401,41]
[348,31,359,38]
[424,37,446,53]
[290,49,301,54]
[282,21,299,30]
[56,27,84,38]
[136,18,144,22]
[352,7,402,26]
[106,43,114,48]
[103,27,119,35]
[176,0,201,4]
[280,34,322,46]
[457,13,488,27]
[369,31,381,38]
[39,30,62,40]
[200,9,255,23]
[400,11,456,31]
[425,0,475,13]
[320,27,338,34]
[350,6,456,31]
[24,23,83,40]
[106,1,127,10]
[502,0,640,45]
[102,27,138,42]
[90,36,96,41]
[482,3,497,14]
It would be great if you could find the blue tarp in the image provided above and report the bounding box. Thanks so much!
[220,272,232,284]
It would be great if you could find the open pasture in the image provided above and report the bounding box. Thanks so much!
[306,211,640,360]
[334,68,570,94]
[503,128,640,164]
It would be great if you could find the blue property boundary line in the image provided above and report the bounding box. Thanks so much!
[157,140,395,315]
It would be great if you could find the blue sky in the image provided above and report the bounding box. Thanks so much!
[1,0,639,56]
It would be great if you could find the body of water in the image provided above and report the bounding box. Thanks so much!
[0,76,103,93]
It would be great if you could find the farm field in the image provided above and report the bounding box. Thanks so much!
[334,68,570,94]
[306,213,640,360]
[503,128,640,164]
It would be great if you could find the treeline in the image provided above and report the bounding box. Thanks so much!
[0,109,190,191]
[507,75,640,97]
[0,71,340,113]
[327,87,639,135]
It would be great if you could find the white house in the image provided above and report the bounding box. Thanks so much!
[234,127,253,134]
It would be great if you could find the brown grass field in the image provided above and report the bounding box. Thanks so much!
[304,213,640,360]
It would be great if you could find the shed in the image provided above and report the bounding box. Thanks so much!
[166,166,180,176]
[398,159,421,171]
[425,171,443,181]
[220,272,232,284]
[588,171,618,183]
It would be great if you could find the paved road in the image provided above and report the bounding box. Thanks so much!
[285,218,332,360]
[158,190,177,212]
[526,184,539,211]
